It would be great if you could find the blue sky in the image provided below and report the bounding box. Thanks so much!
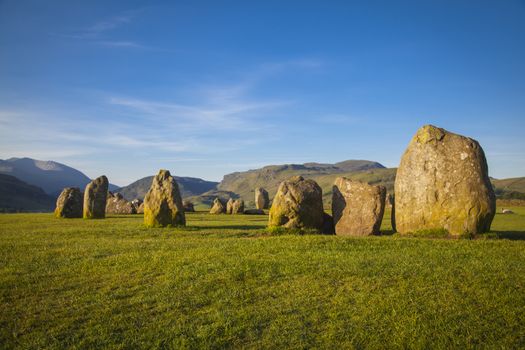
[0,0,524,185]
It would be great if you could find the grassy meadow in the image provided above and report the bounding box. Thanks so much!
[1,208,525,349]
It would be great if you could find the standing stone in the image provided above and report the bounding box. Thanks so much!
[210,198,227,214]
[255,187,270,210]
[332,178,386,236]
[131,199,143,212]
[55,187,83,218]
[268,176,324,230]
[226,198,235,214]
[231,199,244,214]
[183,200,195,212]
[394,125,495,235]
[137,202,144,214]
[83,176,109,219]
[143,170,186,227]
[106,192,136,214]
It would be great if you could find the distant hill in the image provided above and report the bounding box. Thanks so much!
[491,177,525,200]
[0,174,55,212]
[217,160,390,207]
[0,157,119,197]
[118,175,219,201]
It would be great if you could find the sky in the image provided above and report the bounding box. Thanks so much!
[0,0,524,186]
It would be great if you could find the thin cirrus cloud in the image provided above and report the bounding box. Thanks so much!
[54,10,145,49]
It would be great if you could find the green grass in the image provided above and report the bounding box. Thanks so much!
[1,208,524,349]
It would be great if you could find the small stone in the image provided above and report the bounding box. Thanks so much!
[255,187,270,209]
[210,198,227,214]
[231,199,244,214]
[268,176,325,231]
[332,178,386,236]
[55,187,83,218]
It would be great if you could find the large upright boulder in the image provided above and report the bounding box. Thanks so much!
[332,178,386,236]
[106,192,136,214]
[210,198,227,214]
[143,170,186,227]
[394,125,495,235]
[83,176,108,219]
[55,187,83,218]
[255,187,270,210]
[226,198,234,214]
[268,176,324,230]
[231,199,244,214]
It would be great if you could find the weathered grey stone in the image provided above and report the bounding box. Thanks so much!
[231,199,244,214]
[143,170,186,227]
[394,125,495,236]
[106,192,136,214]
[332,178,386,236]
[210,198,227,214]
[83,176,109,219]
[255,187,270,210]
[226,198,234,214]
[183,200,195,212]
[55,187,82,218]
[268,176,324,231]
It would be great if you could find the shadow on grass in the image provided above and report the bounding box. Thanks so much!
[188,225,266,231]
[489,231,525,241]
[380,230,396,236]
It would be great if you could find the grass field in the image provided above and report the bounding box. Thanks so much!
[1,208,524,349]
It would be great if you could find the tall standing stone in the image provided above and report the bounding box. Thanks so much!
[255,187,270,210]
[268,176,324,230]
[143,170,185,227]
[394,125,495,236]
[83,176,108,219]
[332,178,386,236]
[226,198,234,214]
[210,198,227,214]
[55,187,83,218]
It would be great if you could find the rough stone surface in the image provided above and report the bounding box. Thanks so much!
[131,199,143,212]
[137,202,144,214]
[106,192,136,214]
[143,170,186,227]
[394,125,495,235]
[268,176,325,230]
[83,176,109,219]
[332,178,386,236]
[244,208,265,215]
[231,199,244,214]
[183,200,195,212]
[255,187,270,209]
[55,187,83,218]
[226,198,234,214]
[210,198,227,214]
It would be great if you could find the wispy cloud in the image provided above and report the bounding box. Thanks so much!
[95,41,147,49]
[54,10,146,49]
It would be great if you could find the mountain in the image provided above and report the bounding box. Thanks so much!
[118,175,219,201]
[0,157,119,197]
[217,160,391,206]
[0,174,55,212]
[491,177,525,200]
